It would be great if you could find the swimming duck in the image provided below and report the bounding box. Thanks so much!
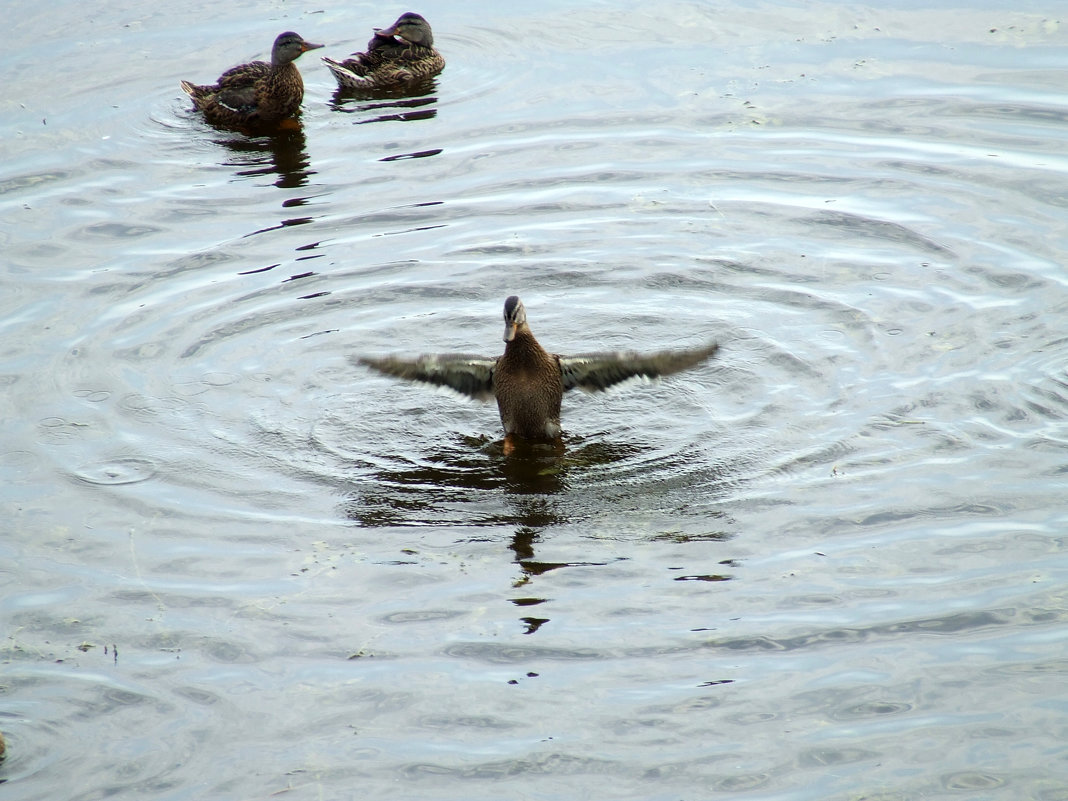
[358,296,719,448]
[323,12,445,90]
[181,32,324,129]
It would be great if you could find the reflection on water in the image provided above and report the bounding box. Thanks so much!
[344,435,657,582]
[211,126,313,189]
[5,1,1068,799]
[344,434,649,527]
[342,438,559,528]
[328,78,441,124]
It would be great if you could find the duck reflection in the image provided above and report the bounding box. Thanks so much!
[342,434,728,634]
[212,125,313,188]
[343,435,640,577]
[328,79,440,124]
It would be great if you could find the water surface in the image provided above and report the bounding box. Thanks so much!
[3,1,1068,799]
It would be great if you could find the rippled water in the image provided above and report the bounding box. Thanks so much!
[3,1,1068,799]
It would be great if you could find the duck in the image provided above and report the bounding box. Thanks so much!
[323,12,445,91]
[181,31,324,129]
[358,296,719,450]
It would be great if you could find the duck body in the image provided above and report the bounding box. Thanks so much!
[358,296,719,444]
[493,310,566,439]
[181,32,323,129]
[323,12,445,91]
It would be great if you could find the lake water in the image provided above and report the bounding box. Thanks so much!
[3,1,1068,799]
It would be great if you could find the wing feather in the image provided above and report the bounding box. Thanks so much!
[356,354,497,400]
[217,61,271,89]
[559,342,719,393]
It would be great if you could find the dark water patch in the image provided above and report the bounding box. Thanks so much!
[418,714,518,731]
[804,209,957,256]
[941,771,1006,791]
[798,746,880,767]
[246,217,316,236]
[711,772,772,792]
[379,609,467,625]
[0,169,75,197]
[76,222,162,240]
[172,686,222,706]
[443,642,605,664]
[701,607,1061,654]
[380,148,444,162]
[652,531,731,543]
[199,638,257,665]
[238,263,279,275]
[204,128,314,189]
[831,700,913,720]
[403,752,619,781]
[674,574,732,582]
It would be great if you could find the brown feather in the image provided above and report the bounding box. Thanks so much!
[358,297,719,442]
[181,32,322,130]
[323,13,445,91]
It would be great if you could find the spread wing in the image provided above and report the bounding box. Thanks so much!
[356,354,497,400]
[559,342,719,393]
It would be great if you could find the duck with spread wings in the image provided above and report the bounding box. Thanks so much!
[358,296,719,450]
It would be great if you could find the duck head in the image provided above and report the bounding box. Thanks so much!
[271,31,325,65]
[374,12,435,48]
[503,296,527,342]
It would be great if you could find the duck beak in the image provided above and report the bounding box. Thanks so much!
[503,321,518,342]
[301,41,325,52]
[374,24,400,38]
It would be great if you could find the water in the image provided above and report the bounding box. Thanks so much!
[3,1,1068,799]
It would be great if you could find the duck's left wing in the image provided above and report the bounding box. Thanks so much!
[559,342,719,393]
[217,61,271,90]
[356,354,497,400]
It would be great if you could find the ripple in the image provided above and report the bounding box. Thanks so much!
[72,389,111,403]
[379,609,466,624]
[72,457,157,486]
[76,222,162,240]
[6,8,1068,801]
[443,642,605,664]
[833,701,913,720]
[713,773,771,792]
[941,771,1006,791]
[703,608,1027,653]
[798,747,880,767]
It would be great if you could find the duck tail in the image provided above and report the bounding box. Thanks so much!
[322,56,373,90]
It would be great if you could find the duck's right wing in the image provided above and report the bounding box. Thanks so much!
[355,354,497,400]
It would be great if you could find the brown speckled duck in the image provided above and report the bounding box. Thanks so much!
[181,32,324,129]
[323,12,445,90]
[358,296,719,450]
